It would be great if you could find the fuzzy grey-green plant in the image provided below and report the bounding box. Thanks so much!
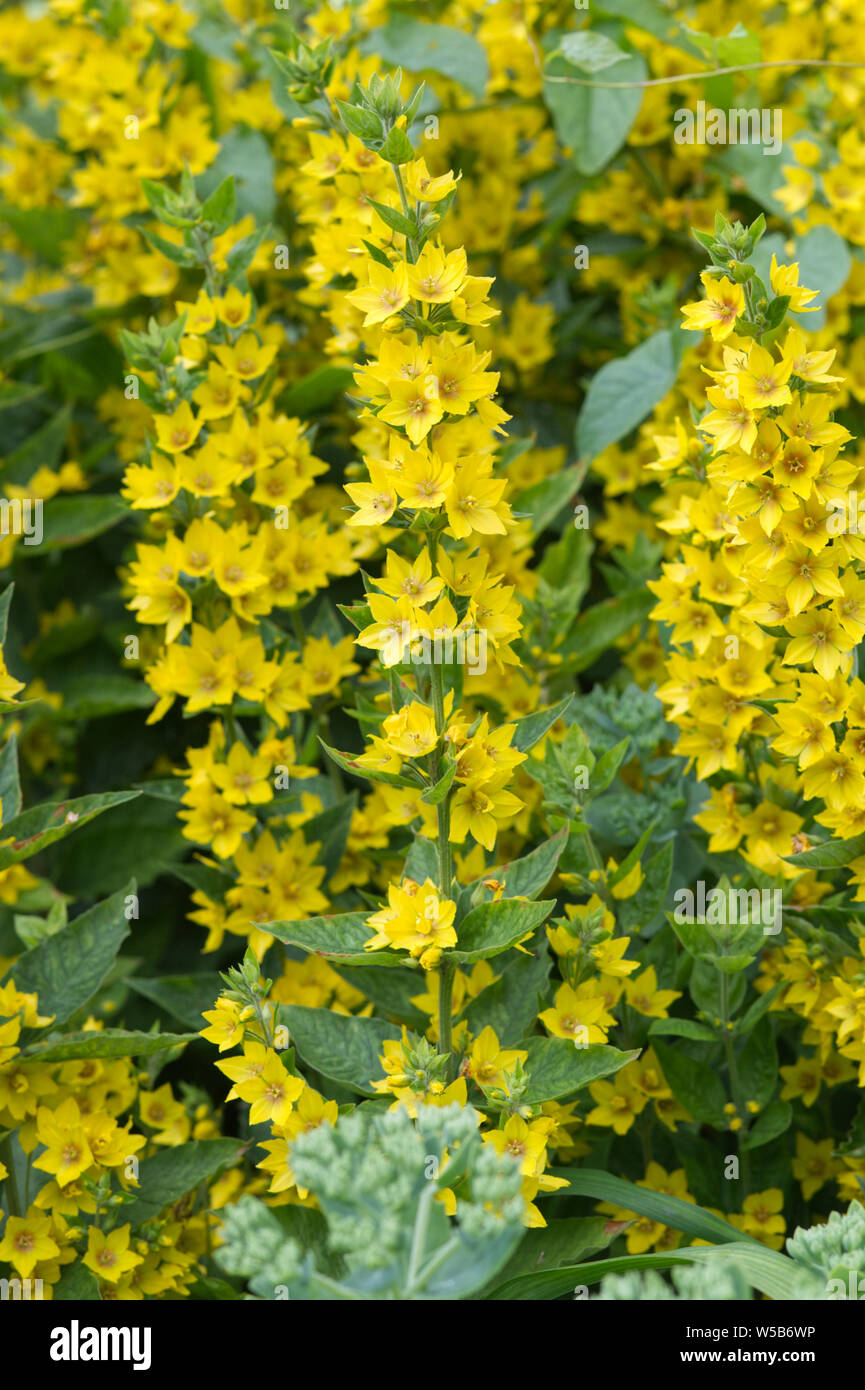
[214,1102,525,1300]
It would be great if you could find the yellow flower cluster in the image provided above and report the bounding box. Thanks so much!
[0,979,224,1298]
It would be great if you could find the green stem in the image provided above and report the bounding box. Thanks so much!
[437,961,455,1081]
[414,1233,461,1291]
[406,1180,435,1292]
[719,971,751,1199]
[392,162,418,264]
[581,821,618,918]
[0,1136,22,1217]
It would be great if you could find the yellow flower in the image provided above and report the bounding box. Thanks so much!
[403,158,457,203]
[587,1072,648,1135]
[538,981,614,1044]
[779,1057,822,1107]
[681,273,745,340]
[152,400,202,455]
[0,650,24,703]
[223,1046,304,1127]
[769,255,819,313]
[733,1189,786,1249]
[213,332,277,381]
[346,260,410,325]
[624,965,681,1019]
[0,1211,60,1278]
[792,1133,839,1200]
[381,702,438,759]
[83,1224,143,1285]
[406,242,467,304]
[200,998,245,1052]
[364,878,457,966]
[464,1026,527,1090]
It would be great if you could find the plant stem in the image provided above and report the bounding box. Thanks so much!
[437,960,455,1081]
[406,1180,435,1292]
[0,1136,22,1217]
[719,970,751,1198]
[392,162,418,263]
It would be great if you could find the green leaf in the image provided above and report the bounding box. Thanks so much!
[535,526,593,617]
[276,1005,401,1095]
[0,584,13,644]
[45,794,184,896]
[576,329,680,460]
[0,202,79,264]
[320,739,418,791]
[2,406,70,484]
[482,1216,614,1295]
[336,100,385,142]
[559,32,630,72]
[421,758,456,805]
[199,129,275,224]
[783,830,865,869]
[200,175,237,233]
[451,898,555,963]
[0,381,44,412]
[5,884,133,1027]
[404,834,439,885]
[559,590,654,671]
[624,840,673,926]
[510,696,572,753]
[141,178,198,228]
[652,1039,727,1126]
[591,0,706,56]
[463,939,552,1046]
[473,826,569,901]
[31,496,129,551]
[716,23,761,66]
[527,724,587,814]
[484,1250,693,1299]
[380,126,415,166]
[51,674,155,720]
[585,737,630,799]
[266,912,409,969]
[737,981,784,1035]
[14,897,67,950]
[359,16,489,98]
[170,860,232,900]
[128,974,224,1030]
[224,226,267,280]
[649,1017,717,1043]
[689,957,747,1020]
[53,1263,102,1301]
[521,1037,638,1103]
[277,366,355,416]
[367,197,420,239]
[738,1016,777,1110]
[543,50,647,177]
[140,228,200,267]
[554,1169,751,1245]
[119,1139,244,1227]
[0,732,22,822]
[332,963,429,1030]
[741,1098,792,1151]
[300,795,357,881]
[512,463,588,539]
[20,1029,196,1062]
[687,1241,806,1300]
[668,908,763,974]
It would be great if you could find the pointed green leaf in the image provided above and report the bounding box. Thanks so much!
[0,789,141,869]
[276,1005,401,1095]
[521,1037,638,1104]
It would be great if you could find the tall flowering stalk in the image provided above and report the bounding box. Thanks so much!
[650,212,865,1130]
